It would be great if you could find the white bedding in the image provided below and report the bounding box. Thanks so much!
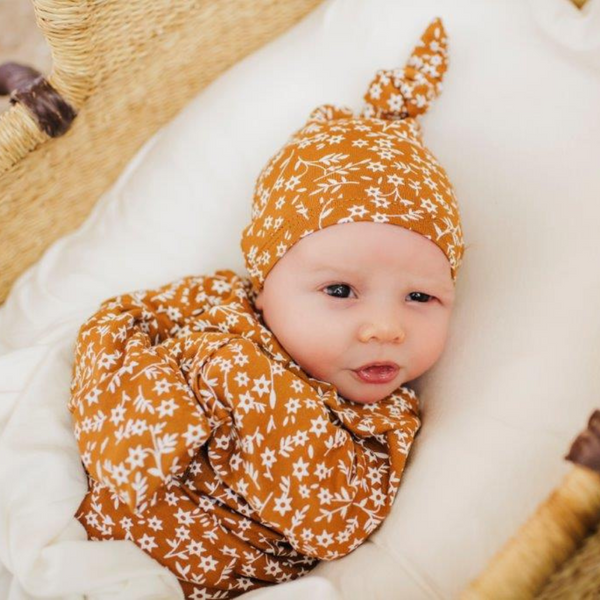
[1,0,600,598]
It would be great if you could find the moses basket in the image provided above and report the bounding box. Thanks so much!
[1,0,599,597]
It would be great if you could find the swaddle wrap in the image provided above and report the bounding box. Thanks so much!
[69,270,421,598]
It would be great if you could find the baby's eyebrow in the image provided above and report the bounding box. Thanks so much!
[312,266,360,274]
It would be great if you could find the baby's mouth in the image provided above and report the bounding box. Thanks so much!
[352,364,400,384]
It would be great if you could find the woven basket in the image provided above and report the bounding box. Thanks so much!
[2,0,599,597]
[0,0,324,304]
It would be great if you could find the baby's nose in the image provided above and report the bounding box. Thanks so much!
[358,320,406,344]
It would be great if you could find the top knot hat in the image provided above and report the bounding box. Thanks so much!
[240,17,464,294]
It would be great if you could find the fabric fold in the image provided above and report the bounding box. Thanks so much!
[69,269,421,598]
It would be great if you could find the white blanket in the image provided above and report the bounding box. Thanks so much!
[1,0,600,598]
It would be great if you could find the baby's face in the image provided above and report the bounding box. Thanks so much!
[254,222,456,404]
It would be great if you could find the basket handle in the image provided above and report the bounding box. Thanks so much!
[0,62,76,137]
[461,409,600,599]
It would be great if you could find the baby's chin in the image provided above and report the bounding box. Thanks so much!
[334,371,406,404]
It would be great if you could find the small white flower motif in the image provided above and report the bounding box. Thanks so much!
[130,419,147,436]
[309,415,330,437]
[187,539,205,557]
[137,533,157,552]
[377,70,390,86]
[315,463,332,481]
[85,513,100,528]
[348,205,368,218]
[240,563,257,578]
[126,445,145,469]
[238,518,252,532]
[377,149,394,161]
[252,374,270,397]
[367,161,386,173]
[165,306,182,322]
[182,423,207,447]
[351,139,368,148]
[147,516,163,531]
[387,93,405,113]
[371,197,390,209]
[370,488,387,508]
[189,588,212,600]
[97,352,118,370]
[293,430,309,447]
[336,529,352,544]
[84,388,101,406]
[298,485,311,499]
[199,554,218,572]
[387,173,404,186]
[284,175,301,191]
[317,487,333,506]
[372,213,389,223]
[264,559,283,577]
[232,351,249,368]
[211,278,232,295]
[290,380,304,393]
[233,371,250,388]
[152,379,171,395]
[274,494,292,516]
[237,392,256,414]
[110,404,126,426]
[367,466,383,486]
[421,198,437,214]
[174,507,195,525]
[275,242,287,258]
[316,530,335,548]
[292,457,310,482]
[261,448,276,469]
[286,397,300,414]
[369,82,382,100]
[164,492,179,506]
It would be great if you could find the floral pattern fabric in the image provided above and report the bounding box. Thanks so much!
[69,269,421,599]
[240,17,465,295]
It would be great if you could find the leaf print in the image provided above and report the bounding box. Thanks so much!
[71,204,422,594]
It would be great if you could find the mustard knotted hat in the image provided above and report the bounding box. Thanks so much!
[240,17,464,293]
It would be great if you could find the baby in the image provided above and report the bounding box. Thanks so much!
[68,17,464,600]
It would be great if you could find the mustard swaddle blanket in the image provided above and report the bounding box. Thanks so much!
[68,269,421,598]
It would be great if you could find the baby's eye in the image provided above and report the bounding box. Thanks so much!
[407,292,434,303]
[323,283,355,299]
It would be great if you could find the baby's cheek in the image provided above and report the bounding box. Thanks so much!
[418,321,450,370]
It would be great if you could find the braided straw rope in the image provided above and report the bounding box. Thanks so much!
[0,0,324,304]
[462,466,600,598]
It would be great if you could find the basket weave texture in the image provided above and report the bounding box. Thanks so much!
[0,0,324,304]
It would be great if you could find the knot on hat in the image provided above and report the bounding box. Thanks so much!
[361,17,448,120]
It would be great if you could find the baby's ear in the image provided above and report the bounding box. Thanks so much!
[360,17,448,120]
